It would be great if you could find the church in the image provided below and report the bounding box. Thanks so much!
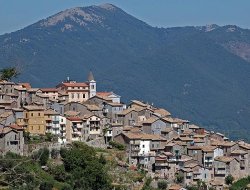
[56,71,96,102]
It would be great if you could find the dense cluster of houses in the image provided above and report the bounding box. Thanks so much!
[0,72,250,190]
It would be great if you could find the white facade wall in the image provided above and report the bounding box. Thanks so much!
[214,148,224,159]
[139,140,150,155]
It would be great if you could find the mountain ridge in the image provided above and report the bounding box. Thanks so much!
[0,4,250,141]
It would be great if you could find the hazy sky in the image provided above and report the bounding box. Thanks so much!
[0,0,249,34]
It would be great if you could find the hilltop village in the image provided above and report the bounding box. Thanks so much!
[0,72,250,190]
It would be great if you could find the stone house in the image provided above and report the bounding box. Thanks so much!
[142,117,167,135]
[213,156,240,183]
[117,108,138,126]
[82,114,102,140]
[0,81,15,94]
[96,92,121,103]
[238,141,250,174]
[187,146,203,166]
[0,125,24,155]
[230,149,248,178]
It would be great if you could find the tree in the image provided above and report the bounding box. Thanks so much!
[225,175,234,185]
[141,177,152,190]
[51,148,60,159]
[0,67,20,81]
[175,173,184,184]
[157,180,168,190]
[39,181,53,190]
[99,153,107,165]
[33,148,50,166]
[60,142,112,190]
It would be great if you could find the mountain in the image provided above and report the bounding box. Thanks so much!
[0,4,250,141]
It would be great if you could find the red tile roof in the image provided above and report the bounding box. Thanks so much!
[96,92,112,97]
[61,82,88,87]
[18,83,31,89]
[9,124,23,130]
[40,88,58,92]
[67,117,82,121]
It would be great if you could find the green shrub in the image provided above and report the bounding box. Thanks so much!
[225,175,234,185]
[157,180,168,190]
[109,141,125,150]
[39,181,53,190]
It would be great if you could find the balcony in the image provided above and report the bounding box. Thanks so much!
[130,152,139,157]
[131,146,140,151]
[130,141,140,145]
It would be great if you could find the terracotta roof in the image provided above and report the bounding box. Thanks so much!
[93,95,111,101]
[142,117,159,124]
[6,93,18,97]
[201,146,217,152]
[106,102,123,107]
[122,132,166,141]
[27,88,39,92]
[193,139,204,143]
[231,149,247,155]
[189,124,200,129]
[184,162,199,168]
[61,82,88,87]
[163,152,173,156]
[86,104,101,111]
[96,92,112,97]
[130,100,147,107]
[40,88,58,92]
[193,134,207,138]
[162,117,189,124]
[67,117,82,121]
[0,111,12,118]
[18,83,31,89]
[153,108,171,117]
[44,109,58,115]
[177,136,193,142]
[161,128,173,133]
[0,100,15,104]
[169,184,182,190]
[214,156,235,163]
[12,108,24,112]
[238,142,250,150]
[118,108,135,115]
[187,146,202,150]
[64,111,80,117]
[211,141,236,147]
[9,124,23,130]
[23,105,44,111]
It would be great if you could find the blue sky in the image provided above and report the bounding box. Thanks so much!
[0,0,249,34]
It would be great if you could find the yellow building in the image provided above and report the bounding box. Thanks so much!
[23,105,45,135]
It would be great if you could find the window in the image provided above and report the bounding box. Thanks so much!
[31,113,33,117]
[91,85,95,89]
[83,94,85,98]
[38,113,40,116]
[77,93,80,99]
[142,145,145,148]
[38,126,40,130]
[71,93,74,99]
